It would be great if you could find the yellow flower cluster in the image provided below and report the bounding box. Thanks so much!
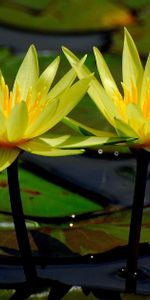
[0,29,148,171]
[63,29,150,152]
[0,44,115,171]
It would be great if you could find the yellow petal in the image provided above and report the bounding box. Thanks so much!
[67,54,88,78]
[28,57,60,108]
[41,133,126,149]
[42,127,132,148]
[114,118,138,138]
[123,28,143,96]
[39,134,70,147]
[36,56,60,94]
[62,46,90,78]
[143,120,150,137]
[62,117,116,137]
[126,103,144,131]
[55,135,128,148]
[7,101,28,142]
[47,76,93,130]
[0,111,6,136]
[19,137,85,156]
[25,98,59,138]
[0,147,20,171]
[93,47,121,99]
[62,47,118,126]
[48,68,76,99]
[0,71,5,111]
[13,45,39,102]
[140,53,150,108]
[88,79,119,126]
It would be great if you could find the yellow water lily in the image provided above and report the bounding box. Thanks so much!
[0,45,105,171]
[62,29,150,151]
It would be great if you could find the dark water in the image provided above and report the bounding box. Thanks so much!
[0,25,110,52]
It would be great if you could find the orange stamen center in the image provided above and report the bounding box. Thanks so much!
[112,81,138,122]
[142,79,150,119]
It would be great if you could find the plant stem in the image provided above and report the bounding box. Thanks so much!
[125,150,149,292]
[7,158,37,283]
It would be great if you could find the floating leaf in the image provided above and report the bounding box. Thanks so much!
[0,0,133,32]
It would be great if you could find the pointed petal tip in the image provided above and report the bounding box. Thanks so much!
[62,46,68,51]
[52,55,61,67]
[124,27,134,44]
[28,44,37,55]
[93,46,98,53]
[62,46,73,57]
[27,44,39,67]
[29,43,36,49]
[93,47,102,60]
[55,55,60,62]
[124,28,129,39]
[124,27,129,35]
[82,53,88,62]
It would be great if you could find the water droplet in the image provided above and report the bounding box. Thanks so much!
[114,151,119,157]
[98,149,103,155]
[71,214,76,219]
[133,272,138,277]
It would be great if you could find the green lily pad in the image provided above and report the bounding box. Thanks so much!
[49,207,150,255]
[0,0,133,32]
[0,163,103,218]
